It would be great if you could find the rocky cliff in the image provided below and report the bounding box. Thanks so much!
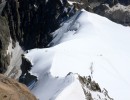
[0,13,10,73]
[68,0,130,26]
[78,75,113,100]
[94,3,130,26]
[0,0,75,76]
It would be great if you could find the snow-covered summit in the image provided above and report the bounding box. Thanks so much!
[24,10,130,100]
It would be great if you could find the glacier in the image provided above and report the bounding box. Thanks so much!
[24,10,130,100]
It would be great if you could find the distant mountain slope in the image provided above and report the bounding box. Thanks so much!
[23,10,130,100]
[68,0,130,26]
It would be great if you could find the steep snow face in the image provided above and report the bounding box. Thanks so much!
[56,78,86,100]
[25,10,130,100]
[31,73,74,100]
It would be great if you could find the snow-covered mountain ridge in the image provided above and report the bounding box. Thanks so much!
[24,10,130,100]
[55,74,113,100]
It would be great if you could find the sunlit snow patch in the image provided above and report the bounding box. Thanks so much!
[25,10,130,100]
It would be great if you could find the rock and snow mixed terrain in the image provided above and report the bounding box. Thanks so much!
[23,10,130,100]
[5,41,23,79]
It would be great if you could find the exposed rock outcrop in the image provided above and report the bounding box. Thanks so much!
[19,55,37,86]
[68,0,130,26]
[0,0,75,74]
[2,0,75,49]
[78,75,113,100]
[0,14,10,73]
[0,74,37,100]
[94,3,130,26]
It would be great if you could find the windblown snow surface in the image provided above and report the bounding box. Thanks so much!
[25,10,130,100]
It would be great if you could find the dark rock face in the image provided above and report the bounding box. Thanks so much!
[78,75,113,100]
[69,0,130,26]
[19,55,37,86]
[0,0,6,14]
[118,0,130,5]
[94,4,130,26]
[70,0,130,10]
[68,0,118,11]
[18,0,64,49]
[0,0,75,73]
[91,0,130,26]
[0,16,10,73]
[20,55,32,76]
[2,0,73,49]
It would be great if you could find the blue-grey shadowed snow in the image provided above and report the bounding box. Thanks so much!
[28,78,37,90]
[48,11,82,47]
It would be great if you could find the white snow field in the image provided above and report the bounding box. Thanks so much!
[24,10,130,100]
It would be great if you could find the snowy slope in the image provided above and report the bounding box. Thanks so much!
[24,10,130,100]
